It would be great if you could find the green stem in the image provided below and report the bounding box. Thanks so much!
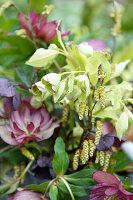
[115,166,133,173]
[20,160,33,179]
[44,177,59,196]
[60,177,75,200]
[0,145,12,154]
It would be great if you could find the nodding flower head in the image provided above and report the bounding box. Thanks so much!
[6,190,47,200]
[18,10,69,43]
[0,99,59,146]
[90,171,133,200]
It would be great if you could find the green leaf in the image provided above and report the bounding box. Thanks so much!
[53,137,69,175]
[115,111,129,140]
[65,169,96,187]
[54,81,66,103]
[54,137,66,154]
[15,67,31,87]
[112,151,132,172]
[58,180,87,198]
[26,46,59,68]
[124,177,131,186]
[124,106,133,125]
[0,35,35,55]
[49,185,58,200]
[93,106,119,120]
[86,51,110,75]
[110,60,130,79]
[68,73,74,93]
[42,73,61,86]
[26,181,49,192]
[0,147,25,165]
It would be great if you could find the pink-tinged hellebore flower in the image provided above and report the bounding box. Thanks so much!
[87,39,106,51]
[6,190,47,200]
[0,99,59,146]
[90,171,133,200]
[18,10,69,43]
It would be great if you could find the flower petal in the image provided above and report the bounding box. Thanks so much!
[0,126,18,145]
[105,187,118,195]
[37,122,59,140]
[92,171,120,185]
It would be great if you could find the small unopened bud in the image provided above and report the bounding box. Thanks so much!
[15,29,26,37]
[103,150,112,171]
[21,147,34,160]
[89,140,96,157]
[42,5,54,16]
[99,86,106,108]
[99,151,105,166]
[80,140,89,164]
[73,149,80,170]
[94,121,102,145]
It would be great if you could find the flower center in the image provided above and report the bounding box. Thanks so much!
[104,194,119,200]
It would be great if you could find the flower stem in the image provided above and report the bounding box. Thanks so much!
[20,160,33,179]
[60,177,75,200]
[0,145,12,154]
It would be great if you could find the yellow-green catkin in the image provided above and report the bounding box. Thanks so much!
[94,89,99,102]
[99,151,105,167]
[79,102,86,120]
[84,105,89,117]
[88,140,96,157]
[20,147,34,160]
[73,149,80,170]
[62,105,69,126]
[99,86,106,108]
[20,161,25,184]
[94,121,102,146]
[103,150,112,171]
[80,140,89,164]
[13,165,20,179]
[95,151,100,164]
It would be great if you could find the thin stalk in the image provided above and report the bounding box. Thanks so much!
[0,145,12,154]
[27,0,37,49]
[60,177,75,200]
[20,160,33,179]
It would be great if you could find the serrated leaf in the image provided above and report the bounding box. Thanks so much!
[115,112,129,140]
[26,47,59,68]
[49,185,58,200]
